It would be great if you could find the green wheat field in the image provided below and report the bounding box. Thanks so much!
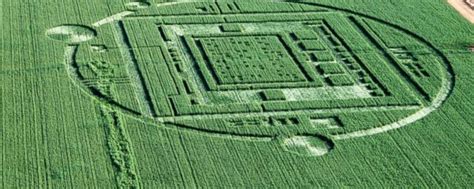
[1,0,473,188]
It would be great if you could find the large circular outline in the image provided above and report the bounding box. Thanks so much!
[60,0,454,144]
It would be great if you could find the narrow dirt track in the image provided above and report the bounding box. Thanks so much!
[448,0,474,23]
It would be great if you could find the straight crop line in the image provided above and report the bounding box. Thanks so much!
[387,134,430,187]
[348,16,430,101]
[0,65,63,75]
[125,10,333,20]
[114,21,157,117]
[158,105,421,122]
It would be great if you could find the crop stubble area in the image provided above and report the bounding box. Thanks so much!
[1,0,473,188]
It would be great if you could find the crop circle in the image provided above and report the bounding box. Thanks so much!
[46,25,96,43]
[50,0,453,156]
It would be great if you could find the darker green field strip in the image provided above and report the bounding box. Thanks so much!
[100,107,139,188]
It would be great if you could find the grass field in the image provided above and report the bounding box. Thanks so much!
[1,0,473,188]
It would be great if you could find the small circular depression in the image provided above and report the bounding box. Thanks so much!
[46,25,96,44]
[126,1,151,10]
[282,135,334,157]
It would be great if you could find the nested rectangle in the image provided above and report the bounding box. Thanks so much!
[183,33,324,91]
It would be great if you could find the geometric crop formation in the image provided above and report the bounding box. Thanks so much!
[42,0,456,164]
[5,0,473,188]
[48,0,452,158]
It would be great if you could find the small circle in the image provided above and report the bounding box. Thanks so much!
[46,25,96,44]
[282,135,334,157]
